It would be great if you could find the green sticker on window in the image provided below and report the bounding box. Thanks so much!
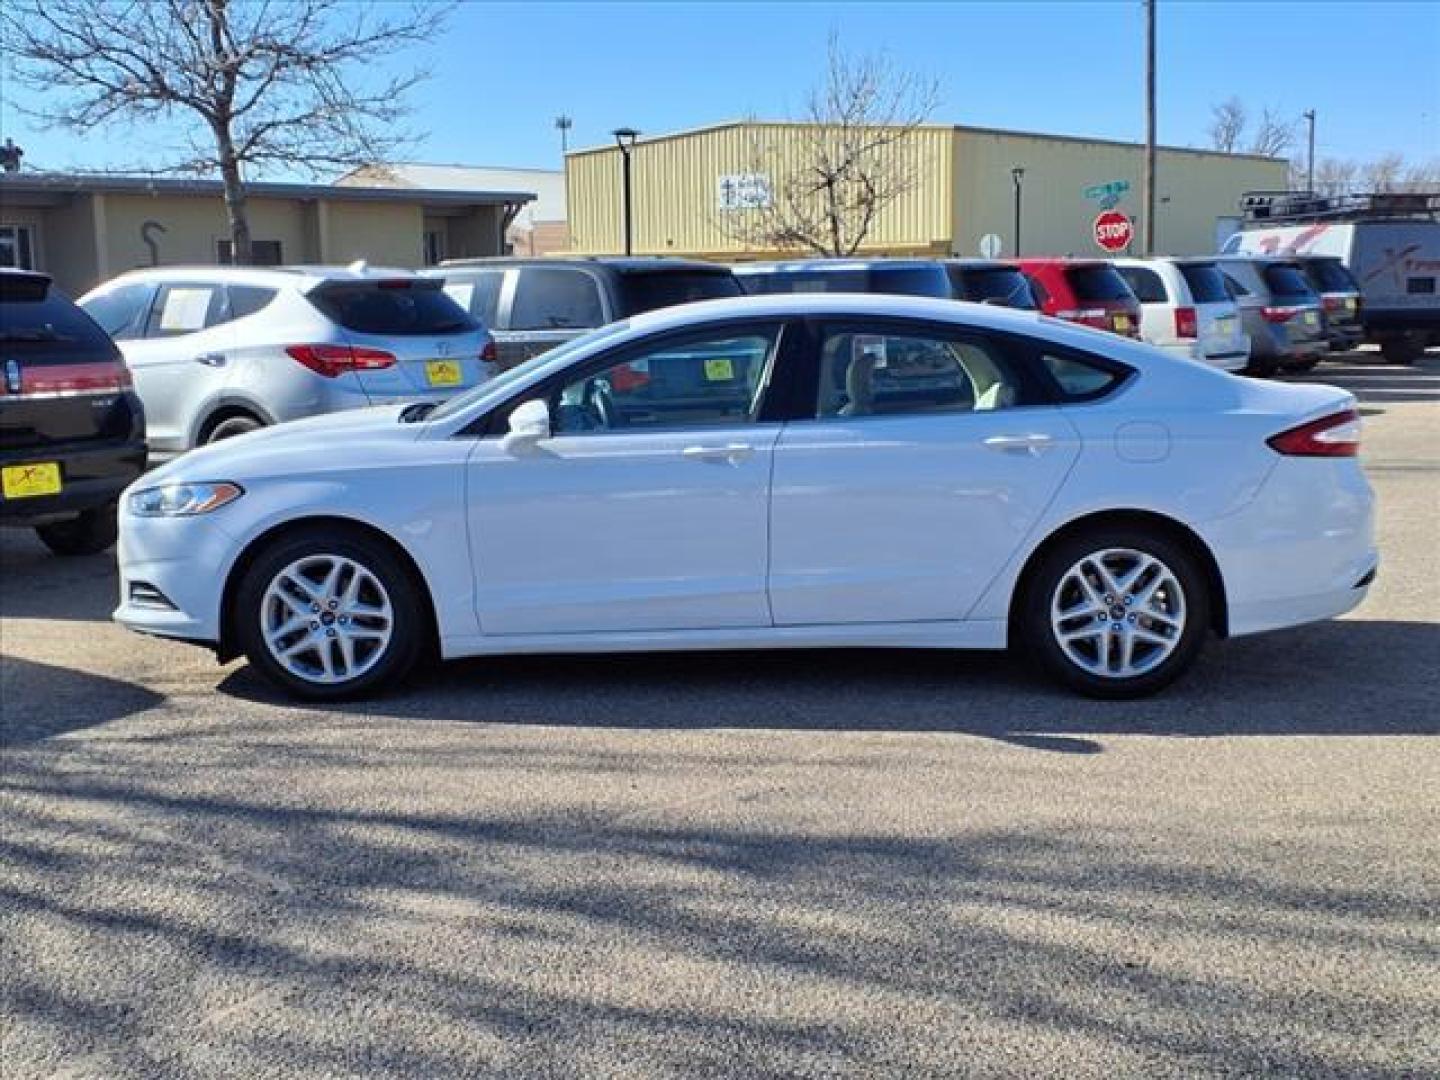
[704,357,735,381]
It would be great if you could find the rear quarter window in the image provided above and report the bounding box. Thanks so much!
[1117,266,1168,304]
[1177,263,1230,303]
[441,270,505,327]
[510,266,605,330]
[310,280,478,336]
[1262,264,1317,300]
[1040,349,1132,402]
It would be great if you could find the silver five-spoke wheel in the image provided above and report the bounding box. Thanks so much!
[260,554,394,685]
[1050,548,1186,679]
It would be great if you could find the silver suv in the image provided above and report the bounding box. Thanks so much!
[1214,257,1327,375]
[80,265,494,457]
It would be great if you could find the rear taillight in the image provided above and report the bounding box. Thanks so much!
[481,340,498,365]
[8,361,133,395]
[1322,295,1342,312]
[1262,305,1300,323]
[1054,308,1108,329]
[285,344,397,378]
[1267,409,1361,457]
[1174,306,1197,338]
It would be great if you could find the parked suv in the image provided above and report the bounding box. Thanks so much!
[428,257,743,369]
[1018,259,1142,338]
[1113,257,1250,371]
[1296,255,1364,352]
[1214,256,1327,375]
[80,265,493,458]
[735,258,1038,310]
[1,269,146,555]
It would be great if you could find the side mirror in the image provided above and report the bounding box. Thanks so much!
[500,398,551,454]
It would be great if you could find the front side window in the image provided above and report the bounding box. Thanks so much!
[548,327,778,434]
[144,282,228,338]
[815,328,1025,419]
[510,266,604,331]
[82,282,155,340]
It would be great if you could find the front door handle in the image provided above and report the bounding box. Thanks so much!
[984,433,1054,455]
[682,443,755,464]
[194,352,227,367]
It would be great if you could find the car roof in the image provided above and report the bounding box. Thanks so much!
[944,258,1023,269]
[436,256,731,274]
[91,263,427,293]
[732,258,945,273]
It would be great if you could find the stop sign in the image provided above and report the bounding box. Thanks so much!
[1093,210,1133,252]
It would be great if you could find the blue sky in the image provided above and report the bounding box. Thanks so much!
[3,1,1437,176]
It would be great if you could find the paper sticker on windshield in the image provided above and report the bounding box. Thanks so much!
[443,283,475,311]
[854,335,888,368]
[159,288,214,332]
[704,357,735,382]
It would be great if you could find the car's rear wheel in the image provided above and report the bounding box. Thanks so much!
[234,527,426,700]
[1282,355,1321,374]
[1379,334,1424,365]
[1019,528,1211,699]
[205,413,264,443]
[34,504,118,557]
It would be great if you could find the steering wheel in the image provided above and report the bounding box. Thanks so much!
[583,379,624,431]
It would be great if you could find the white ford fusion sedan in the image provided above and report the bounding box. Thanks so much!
[113,294,1377,701]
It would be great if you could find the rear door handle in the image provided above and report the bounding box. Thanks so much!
[984,433,1054,455]
[194,352,227,367]
[682,443,755,464]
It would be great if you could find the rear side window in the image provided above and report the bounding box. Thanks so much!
[947,267,1037,308]
[144,283,228,338]
[1041,351,1130,401]
[617,270,743,315]
[1177,263,1230,304]
[81,282,155,341]
[310,279,478,336]
[1117,266,1167,304]
[1304,259,1359,292]
[1221,271,1251,298]
[1065,264,1135,302]
[0,277,118,361]
[1262,264,1317,300]
[442,270,505,327]
[226,285,278,321]
[510,267,604,330]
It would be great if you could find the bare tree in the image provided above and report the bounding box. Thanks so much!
[1208,97,1246,153]
[719,37,939,257]
[1248,107,1296,158]
[1362,152,1406,192]
[2,0,448,264]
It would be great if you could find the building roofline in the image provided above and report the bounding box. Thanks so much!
[345,161,563,176]
[0,172,536,206]
[566,118,1288,165]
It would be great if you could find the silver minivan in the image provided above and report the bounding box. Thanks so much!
[1214,257,1328,375]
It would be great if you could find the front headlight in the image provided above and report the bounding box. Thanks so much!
[128,481,243,517]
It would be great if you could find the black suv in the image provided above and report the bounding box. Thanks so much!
[1,270,147,555]
[733,258,1039,310]
[426,257,743,369]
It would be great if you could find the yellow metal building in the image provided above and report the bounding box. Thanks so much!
[566,121,1289,260]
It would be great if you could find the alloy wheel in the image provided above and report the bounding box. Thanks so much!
[259,554,394,685]
[1049,547,1187,679]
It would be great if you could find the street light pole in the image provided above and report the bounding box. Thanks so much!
[1011,167,1025,257]
[1142,0,1157,255]
[612,127,638,256]
[554,115,572,156]
[1302,109,1316,193]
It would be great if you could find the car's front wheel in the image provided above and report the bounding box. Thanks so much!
[233,527,427,700]
[1019,527,1211,699]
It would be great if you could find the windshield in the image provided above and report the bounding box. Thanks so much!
[425,319,634,422]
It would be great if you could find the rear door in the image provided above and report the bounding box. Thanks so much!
[307,277,488,400]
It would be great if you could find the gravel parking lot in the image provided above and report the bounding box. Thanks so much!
[3,352,1437,1078]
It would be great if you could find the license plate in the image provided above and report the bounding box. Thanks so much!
[425,359,462,387]
[1113,315,1133,332]
[703,357,736,382]
[1345,297,1357,312]
[1303,311,1319,327]
[2,462,62,499]
[1216,316,1236,334]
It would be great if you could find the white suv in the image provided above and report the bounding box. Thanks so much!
[1112,258,1250,371]
[80,265,495,457]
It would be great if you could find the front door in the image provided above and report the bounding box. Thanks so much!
[467,322,784,635]
[768,321,1081,625]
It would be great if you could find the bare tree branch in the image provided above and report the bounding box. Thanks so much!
[1249,107,1296,158]
[1208,97,1246,153]
[1,0,451,263]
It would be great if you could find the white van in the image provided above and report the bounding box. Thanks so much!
[1222,192,1439,363]
[1112,257,1250,371]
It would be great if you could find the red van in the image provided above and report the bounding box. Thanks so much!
[1019,258,1142,338]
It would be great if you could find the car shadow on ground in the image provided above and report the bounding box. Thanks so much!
[215,618,1440,751]
[0,534,119,623]
[1,656,165,745]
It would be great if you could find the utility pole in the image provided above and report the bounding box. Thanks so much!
[554,115,573,156]
[1142,0,1157,255]
[1302,109,1316,192]
[1010,167,1025,257]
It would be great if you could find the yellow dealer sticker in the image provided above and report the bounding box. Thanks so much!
[426,360,463,387]
[704,357,735,382]
[2,462,62,499]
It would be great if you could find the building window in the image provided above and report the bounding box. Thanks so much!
[216,239,283,266]
[0,225,36,270]
[423,229,445,266]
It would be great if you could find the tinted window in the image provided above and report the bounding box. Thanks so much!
[739,265,951,299]
[1263,264,1317,299]
[1117,266,1167,304]
[947,267,1037,308]
[1221,271,1251,298]
[510,267,605,330]
[81,282,154,341]
[217,239,283,266]
[0,277,117,361]
[1303,259,1359,292]
[442,270,505,326]
[549,328,777,434]
[1041,352,1129,401]
[1177,263,1230,304]
[815,329,1024,419]
[617,270,743,315]
[144,283,228,338]
[1065,264,1135,302]
[227,285,278,321]
[309,280,478,336]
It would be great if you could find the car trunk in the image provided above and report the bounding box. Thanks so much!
[1262,263,1327,348]
[1062,264,1141,337]
[306,278,488,400]
[1303,260,1363,332]
[1177,262,1247,356]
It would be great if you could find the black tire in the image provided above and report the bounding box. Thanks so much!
[1379,335,1423,365]
[1017,526,1212,700]
[205,413,263,443]
[1281,355,1321,374]
[1244,354,1280,378]
[233,525,428,701]
[34,504,118,557]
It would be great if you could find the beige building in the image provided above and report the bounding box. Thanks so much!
[0,173,535,296]
[566,121,1289,260]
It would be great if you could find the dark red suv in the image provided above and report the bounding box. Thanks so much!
[1,270,146,555]
[1019,258,1142,338]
